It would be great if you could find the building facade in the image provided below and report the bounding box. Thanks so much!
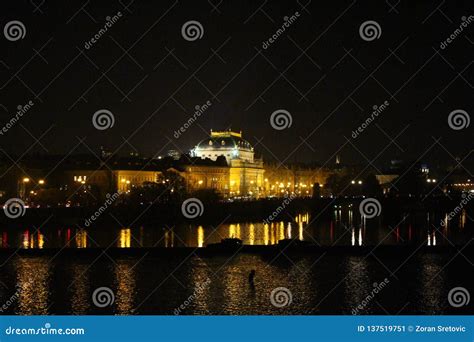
[186,130,265,198]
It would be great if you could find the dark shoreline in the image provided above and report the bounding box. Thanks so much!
[1,196,471,226]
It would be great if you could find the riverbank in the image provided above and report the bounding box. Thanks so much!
[1,195,471,226]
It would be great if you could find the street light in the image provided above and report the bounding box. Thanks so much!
[23,177,30,183]
[38,179,45,185]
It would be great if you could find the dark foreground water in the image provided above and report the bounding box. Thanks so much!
[0,208,472,315]
[0,248,472,315]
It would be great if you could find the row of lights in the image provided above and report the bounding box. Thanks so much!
[22,177,45,185]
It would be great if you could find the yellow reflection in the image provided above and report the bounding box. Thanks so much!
[15,257,50,314]
[164,228,175,248]
[263,224,269,245]
[295,213,309,224]
[197,226,204,248]
[119,228,131,248]
[358,227,363,246]
[70,264,90,314]
[279,222,285,241]
[75,229,87,248]
[351,227,355,246]
[21,230,44,249]
[287,222,292,239]
[115,260,136,314]
[229,224,241,239]
[249,224,255,245]
[270,223,276,245]
[460,210,466,229]
[22,231,29,249]
[298,221,304,241]
[38,232,44,249]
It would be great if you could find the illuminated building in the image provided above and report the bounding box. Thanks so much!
[186,130,265,197]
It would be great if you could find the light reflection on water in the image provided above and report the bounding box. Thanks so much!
[0,208,471,249]
[115,259,136,314]
[0,251,469,315]
[14,257,50,315]
[70,263,91,314]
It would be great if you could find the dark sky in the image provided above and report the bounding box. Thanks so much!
[0,0,473,170]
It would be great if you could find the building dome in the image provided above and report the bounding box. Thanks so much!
[191,130,254,163]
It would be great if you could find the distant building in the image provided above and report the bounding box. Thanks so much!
[187,130,264,197]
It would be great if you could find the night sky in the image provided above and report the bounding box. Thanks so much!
[0,0,473,169]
